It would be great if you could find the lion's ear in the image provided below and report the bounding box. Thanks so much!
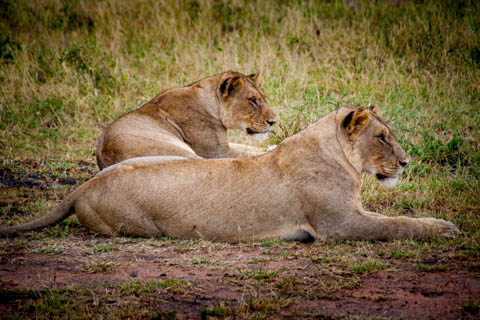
[220,76,244,98]
[368,105,381,116]
[248,72,260,86]
[342,107,370,141]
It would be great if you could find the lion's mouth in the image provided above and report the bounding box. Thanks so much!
[246,128,269,135]
[246,128,270,142]
[375,172,401,188]
[375,173,389,180]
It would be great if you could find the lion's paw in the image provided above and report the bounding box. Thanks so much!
[434,219,460,238]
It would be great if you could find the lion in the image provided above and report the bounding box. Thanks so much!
[0,105,460,241]
[96,71,277,169]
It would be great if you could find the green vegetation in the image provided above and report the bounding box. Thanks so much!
[417,263,450,272]
[239,269,281,281]
[36,246,63,254]
[201,305,233,319]
[374,295,390,302]
[121,279,188,296]
[351,260,389,274]
[92,244,117,252]
[192,257,210,265]
[259,239,287,247]
[79,261,119,273]
[45,219,82,238]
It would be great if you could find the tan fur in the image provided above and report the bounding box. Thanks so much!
[96,71,277,169]
[1,106,460,241]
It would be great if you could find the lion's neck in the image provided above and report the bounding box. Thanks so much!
[189,77,223,121]
[267,110,361,182]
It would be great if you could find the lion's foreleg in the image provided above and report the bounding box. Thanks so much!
[333,210,460,241]
[228,143,265,157]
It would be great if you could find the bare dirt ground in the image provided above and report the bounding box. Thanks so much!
[1,161,479,319]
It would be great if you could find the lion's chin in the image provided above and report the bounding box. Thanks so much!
[246,128,270,142]
[377,176,399,188]
[253,132,269,142]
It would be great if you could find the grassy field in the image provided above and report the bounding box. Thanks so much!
[1,0,479,319]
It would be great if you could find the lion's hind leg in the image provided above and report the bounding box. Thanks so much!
[75,201,164,238]
[74,201,117,236]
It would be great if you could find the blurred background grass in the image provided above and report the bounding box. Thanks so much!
[0,0,479,243]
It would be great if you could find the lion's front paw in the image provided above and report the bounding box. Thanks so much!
[432,219,461,239]
[420,218,460,239]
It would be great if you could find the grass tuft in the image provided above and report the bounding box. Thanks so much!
[351,260,389,274]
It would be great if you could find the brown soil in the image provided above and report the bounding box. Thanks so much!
[1,236,479,319]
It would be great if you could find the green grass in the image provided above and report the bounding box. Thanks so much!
[36,246,63,254]
[201,305,233,319]
[239,269,281,281]
[351,260,389,274]
[192,257,219,265]
[92,244,117,253]
[45,219,82,238]
[259,239,287,247]
[120,279,188,297]
[374,295,390,302]
[417,263,450,273]
[79,261,119,273]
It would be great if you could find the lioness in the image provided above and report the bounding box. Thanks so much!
[0,105,459,241]
[96,71,277,169]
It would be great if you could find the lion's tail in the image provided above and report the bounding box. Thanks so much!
[0,196,76,238]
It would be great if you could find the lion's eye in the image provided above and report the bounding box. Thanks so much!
[249,98,258,106]
[377,135,388,144]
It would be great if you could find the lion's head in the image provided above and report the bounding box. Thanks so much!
[342,105,409,187]
[218,72,277,142]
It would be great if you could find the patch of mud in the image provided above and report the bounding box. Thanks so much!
[0,167,80,189]
[0,159,96,218]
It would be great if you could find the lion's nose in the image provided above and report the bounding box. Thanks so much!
[399,160,408,167]
[266,120,276,126]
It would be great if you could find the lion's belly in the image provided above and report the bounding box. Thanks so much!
[146,184,303,242]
